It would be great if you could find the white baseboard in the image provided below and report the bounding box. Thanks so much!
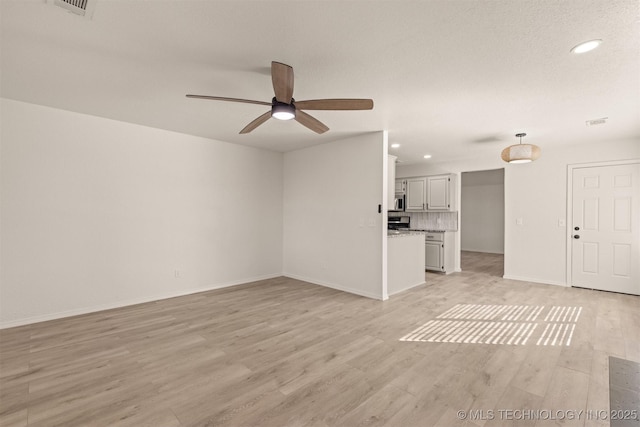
[283,273,384,300]
[0,273,282,329]
[388,281,426,296]
[502,275,568,287]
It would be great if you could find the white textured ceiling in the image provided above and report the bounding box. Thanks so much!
[2,0,638,164]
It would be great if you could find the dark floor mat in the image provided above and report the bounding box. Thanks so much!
[609,356,640,427]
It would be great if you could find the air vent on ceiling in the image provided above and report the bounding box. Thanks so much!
[586,117,608,127]
[49,0,95,18]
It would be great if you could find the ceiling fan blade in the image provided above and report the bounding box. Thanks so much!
[186,94,271,106]
[239,111,272,134]
[295,110,329,134]
[271,61,294,104]
[294,99,374,110]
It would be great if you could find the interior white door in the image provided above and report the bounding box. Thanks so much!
[571,163,640,295]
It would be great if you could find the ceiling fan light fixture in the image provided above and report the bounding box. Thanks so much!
[501,133,541,164]
[271,102,296,120]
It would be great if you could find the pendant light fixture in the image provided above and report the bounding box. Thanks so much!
[501,133,541,164]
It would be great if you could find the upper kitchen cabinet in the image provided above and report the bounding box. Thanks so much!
[394,179,406,194]
[427,174,455,210]
[405,174,456,212]
[406,177,427,211]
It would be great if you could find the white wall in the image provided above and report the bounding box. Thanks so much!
[283,132,385,299]
[461,169,504,254]
[0,99,284,327]
[397,138,640,286]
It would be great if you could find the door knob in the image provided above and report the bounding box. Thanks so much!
[573,235,580,239]
[574,226,580,231]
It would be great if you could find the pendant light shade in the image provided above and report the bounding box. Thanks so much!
[501,133,541,163]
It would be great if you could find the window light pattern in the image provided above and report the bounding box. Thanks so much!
[400,304,582,346]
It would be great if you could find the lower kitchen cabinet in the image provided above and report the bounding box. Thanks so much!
[424,231,455,273]
[425,240,443,271]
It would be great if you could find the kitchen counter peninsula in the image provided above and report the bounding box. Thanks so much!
[387,231,425,296]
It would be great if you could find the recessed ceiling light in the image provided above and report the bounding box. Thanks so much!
[570,39,602,54]
[423,154,432,159]
[391,143,400,148]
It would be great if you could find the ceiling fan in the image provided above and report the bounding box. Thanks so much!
[186,61,374,134]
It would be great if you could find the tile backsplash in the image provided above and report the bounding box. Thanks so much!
[400,211,458,231]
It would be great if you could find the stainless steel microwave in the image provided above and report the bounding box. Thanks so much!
[392,194,405,211]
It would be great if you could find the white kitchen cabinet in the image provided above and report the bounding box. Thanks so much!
[405,174,456,212]
[426,174,454,210]
[405,177,427,211]
[425,240,443,271]
[394,179,406,194]
[424,231,456,273]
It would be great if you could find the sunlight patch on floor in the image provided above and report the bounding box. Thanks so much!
[400,304,582,346]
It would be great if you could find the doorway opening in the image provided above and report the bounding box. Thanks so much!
[460,169,505,277]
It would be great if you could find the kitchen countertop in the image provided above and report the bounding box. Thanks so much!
[387,230,426,238]
[387,228,458,237]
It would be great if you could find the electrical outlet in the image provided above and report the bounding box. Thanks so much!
[174,269,180,278]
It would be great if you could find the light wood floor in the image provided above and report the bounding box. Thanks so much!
[461,250,504,277]
[1,256,639,426]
